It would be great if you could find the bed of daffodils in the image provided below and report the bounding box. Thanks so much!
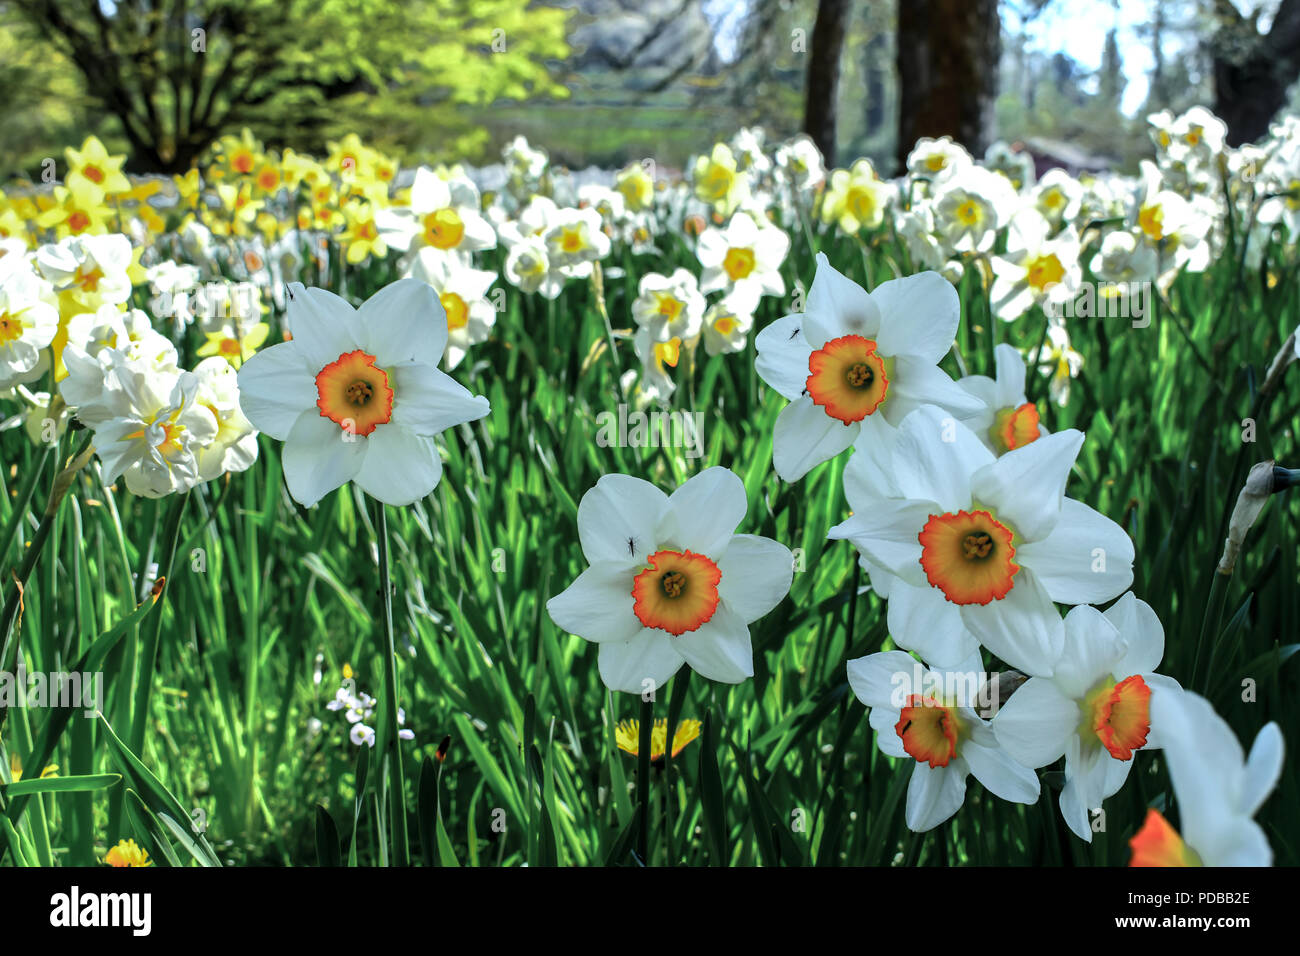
[0,107,1296,867]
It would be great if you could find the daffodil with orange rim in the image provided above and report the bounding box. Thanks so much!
[546,467,793,694]
[828,404,1133,675]
[755,254,982,482]
[992,596,1180,842]
[847,649,1039,832]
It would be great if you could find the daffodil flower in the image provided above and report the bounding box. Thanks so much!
[235,278,490,507]
[847,650,1040,832]
[829,405,1133,675]
[754,254,981,482]
[1129,687,1283,866]
[991,594,1180,841]
[956,343,1047,457]
[695,212,789,298]
[547,467,793,694]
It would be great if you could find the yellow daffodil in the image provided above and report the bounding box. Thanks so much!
[105,838,152,867]
[197,322,270,368]
[615,718,703,761]
[65,135,131,195]
[35,181,112,239]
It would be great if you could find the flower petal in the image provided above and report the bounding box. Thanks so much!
[970,429,1084,542]
[598,628,686,696]
[960,566,1064,678]
[235,341,317,440]
[1016,496,1134,604]
[674,604,753,684]
[351,424,442,505]
[282,408,366,507]
[577,474,670,567]
[872,271,961,366]
[717,534,793,624]
[356,277,448,367]
[772,394,859,482]
[389,363,490,435]
[546,564,641,644]
[660,466,748,556]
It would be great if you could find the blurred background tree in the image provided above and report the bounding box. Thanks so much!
[3,0,571,175]
[3,0,1299,180]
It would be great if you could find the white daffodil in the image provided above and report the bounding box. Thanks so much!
[1029,168,1084,226]
[631,269,707,345]
[378,166,496,255]
[34,233,134,309]
[990,209,1081,321]
[1090,229,1158,285]
[956,343,1046,457]
[64,305,178,374]
[90,365,218,498]
[546,467,793,695]
[701,281,762,357]
[754,254,981,482]
[847,650,1040,832]
[192,356,258,482]
[932,166,1018,254]
[1033,322,1084,407]
[696,212,789,298]
[991,594,1180,841]
[774,134,825,193]
[236,278,490,507]
[0,268,59,389]
[543,206,610,277]
[906,136,973,186]
[404,247,498,370]
[1130,687,1283,866]
[502,234,564,300]
[828,404,1134,676]
[626,329,682,406]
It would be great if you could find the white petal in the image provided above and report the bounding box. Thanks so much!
[282,408,366,507]
[871,271,961,366]
[661,466,748,556]
[803,253,881,347]
[356,277,448,367]
[960,566,1065,677]
[892,404,990,512]
[235,341,317,440]
[717,534,793,623]
[886,581,979,669]
[285,284,363,370]
[961,737,1040,804]
[754,312,813,401]
[389,363,490,435]
[883,357,987,424]
[905,762,967,832]
[1053,604,1126,699]
[827,499,934,588]
[1016,497,1134,604]
[991,677,1078,767]
[1105,592,1165,677]
[771,394,859,482]
[993,343,1028,404]
[1240,722,1285,818]
[597,628,686,696]
[675,604,753,684]
[351,424,442,505]
[577,474,670,566]
[970,429,1084,542]
[546,564,641,644]
[847,650,921,709]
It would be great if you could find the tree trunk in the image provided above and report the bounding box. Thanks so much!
[895,0,1001,170]
[802,0,851,165]
[1212,0,1300,146]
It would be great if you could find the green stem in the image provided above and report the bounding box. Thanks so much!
[1191,569,1230,693]
[0,433,94,678]
[636,694,652,864]
[376,502,410,866]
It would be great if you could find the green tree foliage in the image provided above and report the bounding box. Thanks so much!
[6,0,572,173]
